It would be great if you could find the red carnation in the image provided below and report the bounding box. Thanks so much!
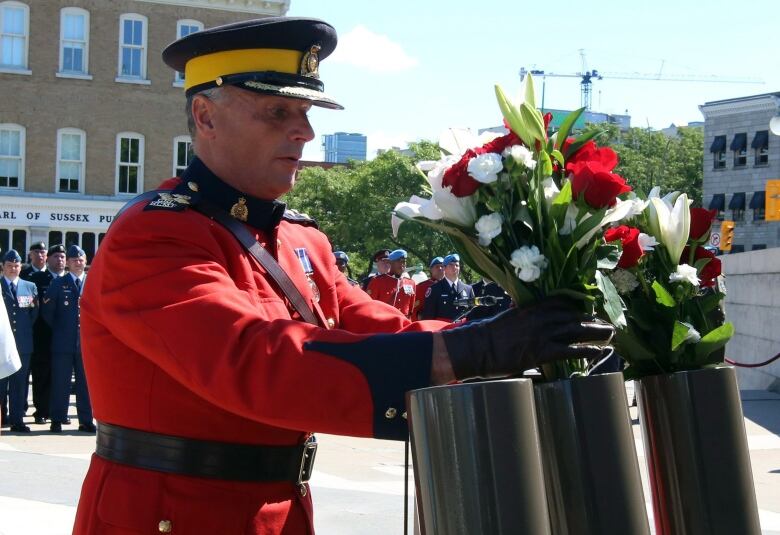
[570,161,632,208]
[689,208,717,241]
[563,139,619,173]
[441,149,481,197]
[605,225,643,268]
[482,131,523,155]
[681,246,721,287]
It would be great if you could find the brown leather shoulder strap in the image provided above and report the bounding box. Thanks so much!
[193,200,320,327]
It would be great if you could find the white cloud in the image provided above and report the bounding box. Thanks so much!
[329,25,418,73]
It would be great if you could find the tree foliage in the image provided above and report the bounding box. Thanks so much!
[582,123,704,205]
[284,142,455,278]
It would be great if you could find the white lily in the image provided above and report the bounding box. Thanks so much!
[438,128,501,157]
[572,199,638,248]
[646,192,690,264]
[680,322,702,344]
[542,177,560,209]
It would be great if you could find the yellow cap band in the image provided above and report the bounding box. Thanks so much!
[184,48,303,90]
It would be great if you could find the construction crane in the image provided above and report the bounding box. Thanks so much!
[520,49,763,111]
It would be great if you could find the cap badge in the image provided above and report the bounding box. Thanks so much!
[300,44,321,79]
[230,197,249,222]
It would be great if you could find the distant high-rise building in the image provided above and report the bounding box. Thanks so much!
[322,132,367,163]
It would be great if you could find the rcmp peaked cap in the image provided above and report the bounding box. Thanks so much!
[3,249,22,262]
[443,253,460,266]
[372,249,390,261]
[66,245,86,258]
[429,256,444,267]
[162,17,343,109]
[29,241,46,251]
[48,244,66,255]
[388,249,407,261]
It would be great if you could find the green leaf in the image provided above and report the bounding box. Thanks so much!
[562,129,600,159]
[614,327,657,362]
[596,244,621,270]
[571,207,607,244]
[519,102,547,144]
[694,322,735,361]
[693,257,712,273]
[671,321,692,351]
[652,281,675,307]
[539,150,553,176]
[550,149,565,167]
[596,270,626,328]
[523,72,537,109]
[554,107,586,148]
[495,85,533,145]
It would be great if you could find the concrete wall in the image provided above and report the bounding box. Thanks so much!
[722,247,780,391]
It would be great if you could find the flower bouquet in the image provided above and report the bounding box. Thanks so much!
[393,74,636,379]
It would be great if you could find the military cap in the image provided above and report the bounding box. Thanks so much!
[162,17,343,109]
[48,244,66,256]
[333,251,349,264]
[66,245,86,259]
[429,256,444,268]
[3,249,22,263]
[29,241,46,251]
[388,249,408,262]
[443,253,460,266]
[372,249,390,262]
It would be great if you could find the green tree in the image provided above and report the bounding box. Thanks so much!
[582,123,704,204]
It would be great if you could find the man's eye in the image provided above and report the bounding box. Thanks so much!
[268,107,288,119]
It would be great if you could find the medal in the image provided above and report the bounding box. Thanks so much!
[294,247,320,303]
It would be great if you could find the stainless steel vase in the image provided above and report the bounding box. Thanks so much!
[534,371,650,535]
[637,365,761,535]
[406,378,551,535]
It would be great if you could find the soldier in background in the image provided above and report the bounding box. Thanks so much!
[422,254,474,321]
[412,256,444,321]
[333,251,358,286]
[465,279,511,321]
[27,244,66,424]
[20,242,47,279]
[359,248,391,290]
[366,249,417,318]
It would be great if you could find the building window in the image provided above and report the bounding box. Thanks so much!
[174,20,202,84]
[710,135,726,169]
[0,123,24,189]
[728,192,745,221]
[81,232,96,259]
[708,193,725,220]
[0,228,26,253]
[173,135,193,176]
[117,14,147,80]
[731,133,747,167]
[750,191,765,221]
[116,132,144,195]
[59,7,89,75]
[48,231,63,247]
[730,245,745,254]
[56,128,85,193]
[0,1,29,70]
[751,130,768,166]
[752,244,766,251]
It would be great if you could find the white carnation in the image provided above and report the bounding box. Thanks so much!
[467,153,503,184]
[609,269,640,294]
[638,233,659,251]
[475,213,504,246]
[510,245,548,282]
[502,144,537,169]
[680,322,701,344]
[669,264,700,287]
[542,177,560,208]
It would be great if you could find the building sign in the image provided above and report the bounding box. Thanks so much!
[0,196,125,230]
[0,209,117,227]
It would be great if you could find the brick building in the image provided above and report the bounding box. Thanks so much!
[0,0,288,259]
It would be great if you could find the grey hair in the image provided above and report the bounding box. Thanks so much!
[185,87,226,142]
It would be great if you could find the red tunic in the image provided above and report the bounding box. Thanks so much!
[412,278,436,321]
[73,163,445,535]
[365,273,416,318]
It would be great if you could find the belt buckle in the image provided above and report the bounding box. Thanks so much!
[297,436,317,487]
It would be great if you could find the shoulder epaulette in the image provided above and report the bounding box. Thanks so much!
[283,209,318,228]
[144,186,196,213]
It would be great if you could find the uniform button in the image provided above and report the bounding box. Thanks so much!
[385,407,397,419]
[158,519,172,533]
[277,239,282,248]
[326,318,335,328]
[187,181,199,192]
[402,411,408,420]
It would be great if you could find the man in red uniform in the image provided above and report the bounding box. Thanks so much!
[366,249,416,318]
[73,17,614,535]
[412,256,444,321]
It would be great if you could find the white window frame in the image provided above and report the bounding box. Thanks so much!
[116,13,149,84]
[172,135,192,176]
[173,19,202,86]
[57,7,91,79]
[115,132,144,195]
[56,128,86,194]
[0,1,31,74]
[0,123,25,190]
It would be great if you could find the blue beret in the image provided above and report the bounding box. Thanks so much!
[3,249,22,263]
[388,249,407,261]
[162,17,342,109]
[333,251,349,264]
[429,256,444,267]
[443,253,460,266]
[66,245,86,259]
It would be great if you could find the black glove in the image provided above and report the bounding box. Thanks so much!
[442,299,615,380]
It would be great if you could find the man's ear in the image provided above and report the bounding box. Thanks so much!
[192,95,217,139]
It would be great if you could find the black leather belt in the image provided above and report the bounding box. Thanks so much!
[96,422,317,484]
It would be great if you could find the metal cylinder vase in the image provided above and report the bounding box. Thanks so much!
[637,366,761,535]
[407,378,551,535]
[534,371,650,535]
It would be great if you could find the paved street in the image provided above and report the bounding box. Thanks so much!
[1,387,779,534]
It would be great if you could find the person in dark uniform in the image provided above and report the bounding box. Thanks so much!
[23,243,62,424]
[421,254,475,321]
[0,249,38,432]
[333,251,358,286]
[20,241,47,279]
[41,245,94,433]
[359,248,390,290]
[465,279,512,321]
[366,249,417,318]
[412,256,444,321]
[70,18,614,535]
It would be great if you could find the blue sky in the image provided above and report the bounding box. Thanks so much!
[287,0,780,160]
